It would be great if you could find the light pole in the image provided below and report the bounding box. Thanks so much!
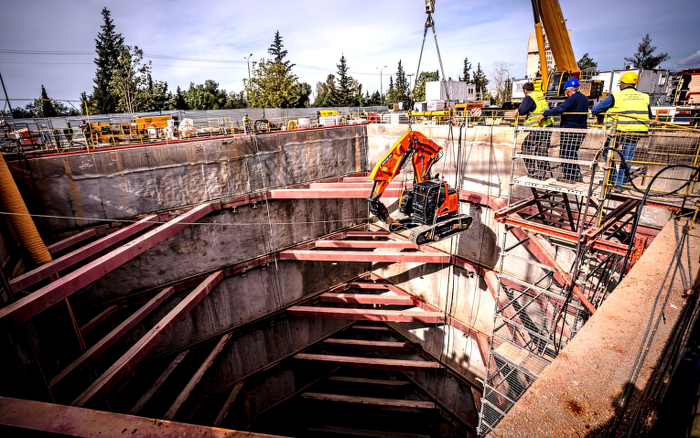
[244,53,253,107]
[377,65,387,104]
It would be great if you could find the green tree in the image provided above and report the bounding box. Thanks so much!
[109,45,151,113]
[624,34,670,70]
[40,85,58,117]
[413,70,439,101]
[460,57,472,83]
[170,86,188,110]
[141,74,169,112]
[246,32,299,108]
[472,63,489,98]
[393,61,410,108]
[577,53,598,74]
[184,80,227,110]
[314,74,339,107]
[369,91,382,106]
[386,76,395,104]
[225,91,247,109]
[90,8,125,114]
[336,55,353,106]
[292,82,312,108]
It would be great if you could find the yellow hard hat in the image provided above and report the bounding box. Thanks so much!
[619,71,638,85]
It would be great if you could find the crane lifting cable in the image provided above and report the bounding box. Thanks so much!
[414,0,450,106]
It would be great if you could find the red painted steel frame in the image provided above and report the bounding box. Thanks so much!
[269,188,403,199]
[9,214,162,293]
[314,240,418,249]
[0,396,277,437]
[72,270,223,407]
[47,227,100,254]
[0,204,215,328]
[288,306,444,323]
[279,250,450,263]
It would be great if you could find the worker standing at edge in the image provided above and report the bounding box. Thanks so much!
[592,71,651,187]
[242,112,252,134]
[515,82,553,181]
[539,77,589,183]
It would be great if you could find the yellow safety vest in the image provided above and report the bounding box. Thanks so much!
[606,88,650,132]
[524,91,553,127]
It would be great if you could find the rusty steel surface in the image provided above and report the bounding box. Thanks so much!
[279,250,450,263]
[0,204,215,328]
[0,396,283,437]
[9,214,161,293]
[269,187,403,199]
[72,271,223,407]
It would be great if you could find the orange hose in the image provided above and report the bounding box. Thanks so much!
[0,153,51,265]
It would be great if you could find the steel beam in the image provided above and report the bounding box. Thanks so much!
[213,381,244,427]
[318,293,414,306]
[288,306,444,323]
[0,204,215,328]
[327,376,411,386]
[322,338,411,350]
[315,240,418,249]
[47,227,100,254]
[0,396,276,438]
[50,286,177,388]
[345,282,391,289]
[72,270,223,407]
[295,353,441,370]
[269,188,402,199]
[9,214,161,293]
[129,350,190,415]
[164,332,232,420]
[79,304,122,335]
[301,392,436,409]
[309,182,411,190]
[345,231,391,237]
[279,250,450,264]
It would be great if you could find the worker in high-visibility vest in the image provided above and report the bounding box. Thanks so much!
[514,82,553,180]
[242,113,253,134]
[592,71,651,187]
[540,77,589,183]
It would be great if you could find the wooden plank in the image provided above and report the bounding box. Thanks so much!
[50,287,177,388]
[288,306,444,323]
[294,353,441,371]
[47,228,98,254]
[9,215,159,293]
[72,271,223,407]
[314,240,418,249]
[79,304,122,335]
[322,338,411,350]
[327,376,411,387]
[279,250,450,264]
[164,332,233,420]
[319,293,414,306]
[301,392,436,409]
[1,204,214,328]
[0,396,277,438]
[309,426,429,438]
[213,381,244,427]
[129,350,190,415]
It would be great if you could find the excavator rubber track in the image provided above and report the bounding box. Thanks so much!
[396,214,473,245]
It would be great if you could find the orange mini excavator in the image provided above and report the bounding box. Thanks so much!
[367,131,472,245]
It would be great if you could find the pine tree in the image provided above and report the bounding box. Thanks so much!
[171,86,188,110]
[386,76,395,104]
[472,63,489,98]
[336,55,353,106]
[91,8,124,114]
[624,34,670,70]
[246,32,299,108]
[460,57,472,83]
[41,85,58,117]
[393,61,410,107]
[577,53,598,74]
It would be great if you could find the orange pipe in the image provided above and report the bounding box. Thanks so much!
[0,153,51,265]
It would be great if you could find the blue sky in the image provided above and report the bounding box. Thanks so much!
[1,0,698,108]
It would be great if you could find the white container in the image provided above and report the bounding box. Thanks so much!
[320,116,340,126]
[297,117,311,128]
[426,80,470,101]
[390,113,409,124]
[427,101,445,111]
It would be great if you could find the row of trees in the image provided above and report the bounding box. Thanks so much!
[3,11,672,119]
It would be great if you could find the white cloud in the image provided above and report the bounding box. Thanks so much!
[675,50,700,68]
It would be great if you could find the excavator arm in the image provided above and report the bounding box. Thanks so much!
[367,131,443,221]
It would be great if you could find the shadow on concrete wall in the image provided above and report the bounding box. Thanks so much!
[457,203,500,270]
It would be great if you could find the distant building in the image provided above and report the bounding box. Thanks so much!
[525,30,571,79]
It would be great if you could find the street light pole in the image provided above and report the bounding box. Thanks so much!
[377,65,387,104]
[244,53,253,107]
